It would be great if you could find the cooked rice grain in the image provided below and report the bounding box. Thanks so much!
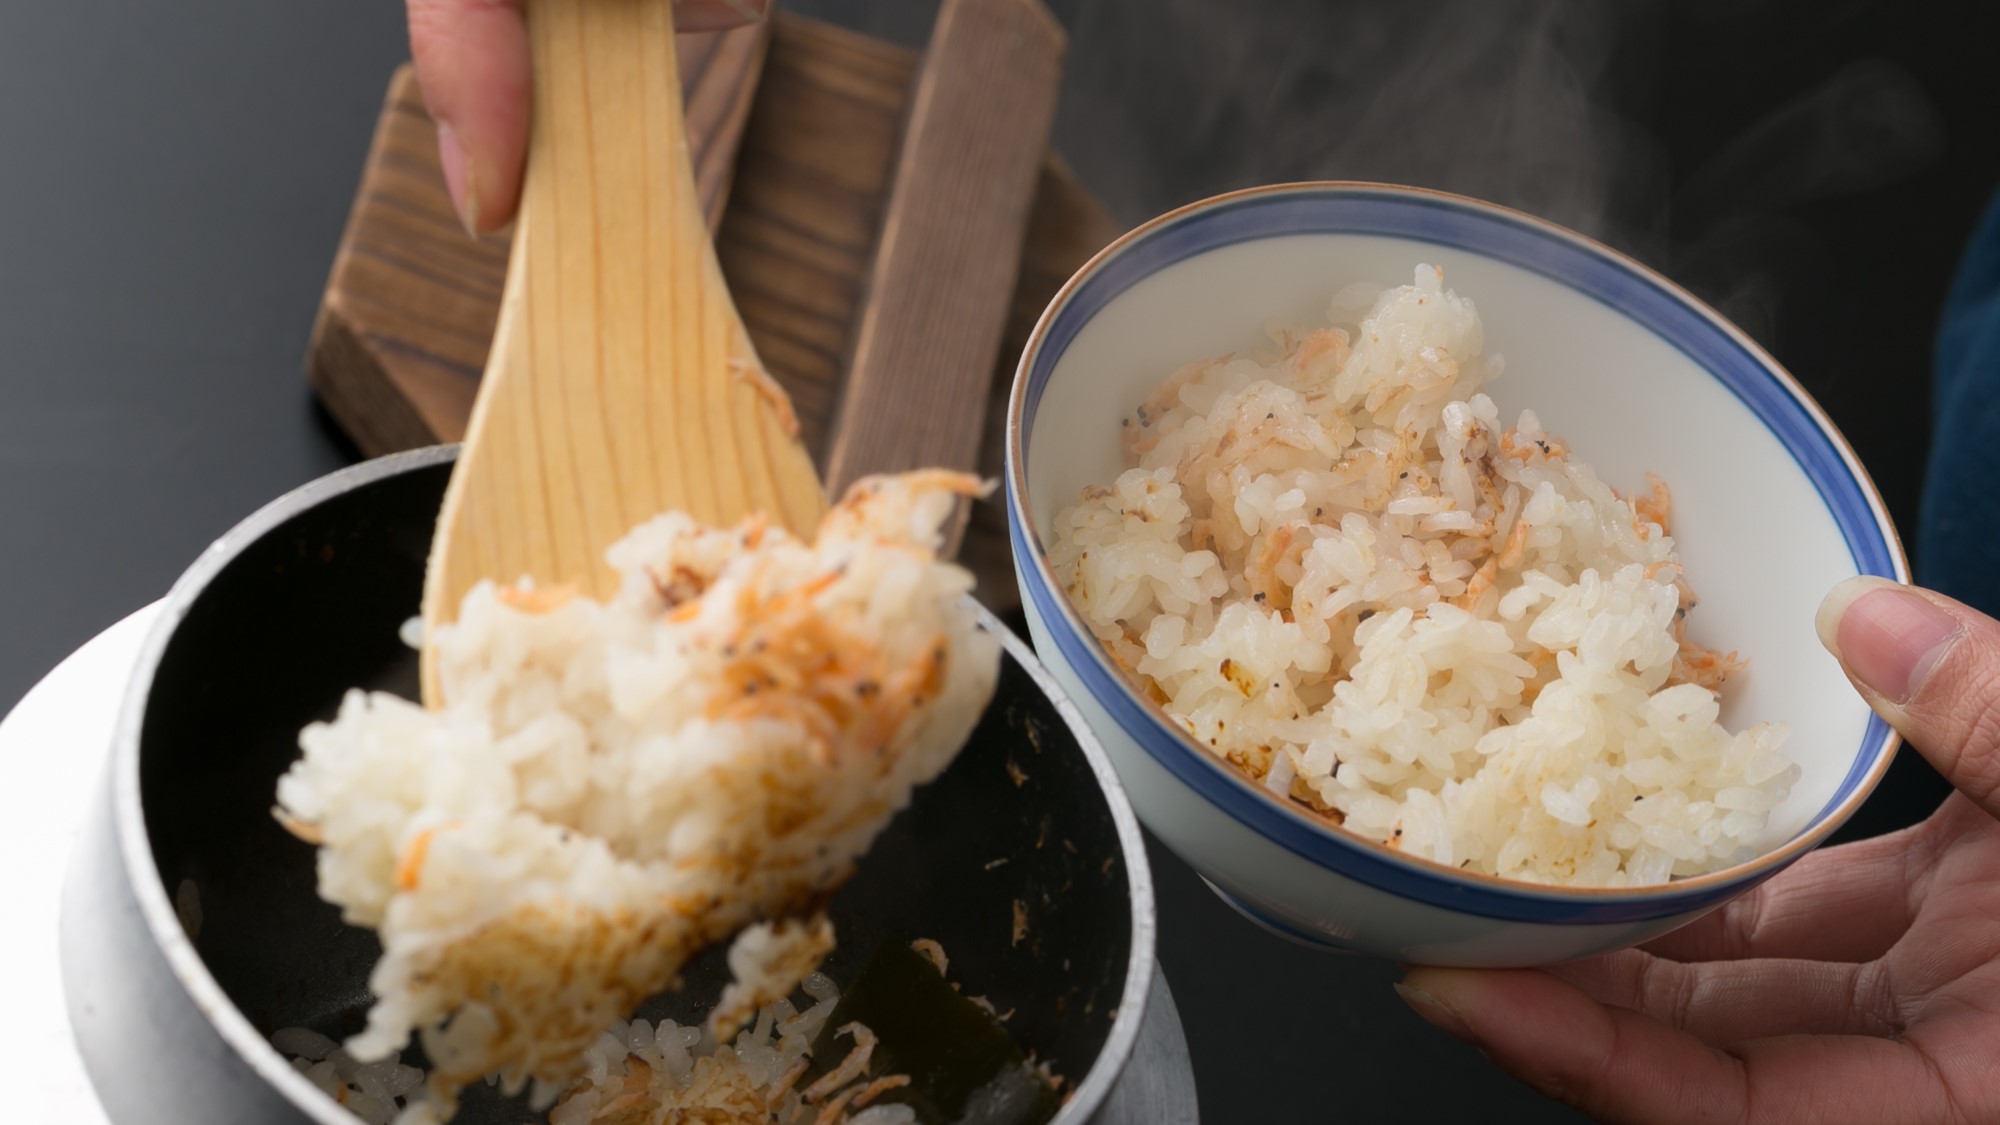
[1048,265,1794,886]
[277,975,902,1125]
[276,472,1001,1116]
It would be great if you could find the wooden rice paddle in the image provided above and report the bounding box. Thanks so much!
[421,0,826,704]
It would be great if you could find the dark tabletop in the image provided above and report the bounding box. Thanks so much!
[6,1,1998,1121]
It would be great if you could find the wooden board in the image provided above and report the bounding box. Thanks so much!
[308,9,1121,613]
[821,0,1064,513]
[307,22,772,458]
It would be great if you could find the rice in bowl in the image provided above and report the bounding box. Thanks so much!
[1046,264,1796,887]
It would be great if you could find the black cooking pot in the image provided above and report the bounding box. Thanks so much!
[61,446,1156,1125]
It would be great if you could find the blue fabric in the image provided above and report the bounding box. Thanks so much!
[1920,190,2000,617]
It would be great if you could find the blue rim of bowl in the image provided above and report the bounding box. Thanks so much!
[1005,182,1908,925]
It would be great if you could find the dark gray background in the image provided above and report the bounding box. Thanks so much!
[5,1,1997,1120]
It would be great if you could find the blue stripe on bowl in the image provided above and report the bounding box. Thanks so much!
[1011,185,1899,924]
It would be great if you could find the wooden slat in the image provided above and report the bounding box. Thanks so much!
[682,27,775,229]
[712,15,912,461]
[822,0,1066,520]
[960,154,1115,604]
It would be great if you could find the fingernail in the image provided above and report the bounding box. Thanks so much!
[1393,981,1479,1045]
[436,122,481,238]
[1817,577,1961,704]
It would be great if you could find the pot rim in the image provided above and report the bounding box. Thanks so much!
[106,444,1156,1123]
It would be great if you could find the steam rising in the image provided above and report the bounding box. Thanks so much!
[1057,2,1665,240]
[1676,59,1944,342]
[1055,0,1944,349]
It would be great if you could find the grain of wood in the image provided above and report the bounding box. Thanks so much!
[713,15,913,461]
[961,154,1117,603]
[822,0,1067,520]
[682,26,774,228]
[422,0,824,701]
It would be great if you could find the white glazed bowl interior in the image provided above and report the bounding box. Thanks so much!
[1007,183,1905,958]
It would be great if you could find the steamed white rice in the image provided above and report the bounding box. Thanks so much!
[1047,265,1795,886]
[274,472,1001,1118]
